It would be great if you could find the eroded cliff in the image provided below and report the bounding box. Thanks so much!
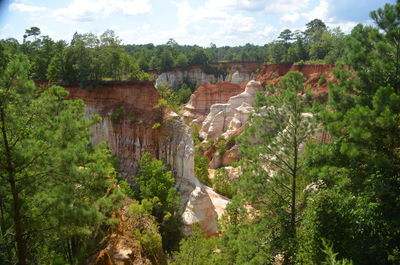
[183,81,246,122]
[155,62,263,90]
[66,81,226,236]
[187,64,336,169]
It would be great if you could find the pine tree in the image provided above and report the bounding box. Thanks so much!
[299,2,400,264]
[0,54,122,264]
[232,72,316,264]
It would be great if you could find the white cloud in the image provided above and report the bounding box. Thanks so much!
[257,25,276,37]
[117,0,152,16]
[53,0,151,23]
[9,3,47,12]
[217,13,256,34]
[204,0,265,12]
[281,13,301,23]
[303,0,330,22]
[175,1,257,41]
[265,0,311,14]
[327,21,358,33]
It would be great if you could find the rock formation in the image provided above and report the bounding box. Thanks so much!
[67,81,162,174]
[66,81,225,236]
[256,63,336,101]
[155,62,263,90]
[185,64,337,169]
[199,80,263,141]
[183,81,246,123]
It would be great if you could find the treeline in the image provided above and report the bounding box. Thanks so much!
[266,19,345,64]
[127,18,346,71]
[0,18,345,88]
[125,40,266,72]
[171,2,400,265]
[0,28,152,87]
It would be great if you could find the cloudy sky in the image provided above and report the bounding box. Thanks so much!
[0,0,393,46]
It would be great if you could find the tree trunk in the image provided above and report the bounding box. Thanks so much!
[1,108,27,265]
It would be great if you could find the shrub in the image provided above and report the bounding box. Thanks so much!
[111,107,123,123]
[216,136,227,156]
[194,152,211,186]
[213,168,234,198]
[152,122,161,129]
[318,74,327,86]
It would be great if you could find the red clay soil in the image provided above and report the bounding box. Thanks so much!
[256,64,337,102]
[65,81,164,174]
[185,81,246,116]
[66,81,161,115]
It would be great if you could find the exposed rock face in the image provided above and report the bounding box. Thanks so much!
[155,62,263,90]
[67,81,163,174]
[222,145,241,167]
[183,81,246,122]
[256,63,336,101]
[66,81,223,235]
[159,112,218,235]
[203,186,230,220]
[199,80,263,141]
[186,64,336,169]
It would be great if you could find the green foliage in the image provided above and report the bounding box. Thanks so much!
[136,152,181,251]
[321,239,353,265]
[0,54,123,264]
[128,200,164,264]
[212,168,234,198]
[170,224,219,265]
[119,180,135,198]
[215,136,227,156]
[111,107,124,123]
[225,136,236,150]
[176,83,193,104]
[155,84,181,112]
[234,71,316,264]
[176,53,189,68]
[318,74,327,86]
[194,152,211,186]
[135,223,163,259]
[152,122,161,129]
[298,3,400,264]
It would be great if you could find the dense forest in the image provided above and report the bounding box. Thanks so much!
[1,17,344,87]
[1,1,400,265]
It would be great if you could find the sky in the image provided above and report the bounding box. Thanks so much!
[0,0,394,47]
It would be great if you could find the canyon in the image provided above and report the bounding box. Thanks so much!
[66,81,228,238]
[184,64,335,168]
[66,63,336,242]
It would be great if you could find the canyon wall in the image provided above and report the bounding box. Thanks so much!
[186,64,336,140]
[186,64,336,169]
[155,62,263,90]
[67,81,163,174]
[256,63,336,101]
[66,81,228,235]
[183,81,246,122]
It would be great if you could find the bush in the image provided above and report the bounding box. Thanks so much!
[216,136,227,156]
[194,152,211,186]
[111,107,123,123]
[170,224,218,265]
[137,153,181,251]
[318,74,327,86]
[213,168,234,198]
[152,122,161,129]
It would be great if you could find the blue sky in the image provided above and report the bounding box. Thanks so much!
[0,0,394,46]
